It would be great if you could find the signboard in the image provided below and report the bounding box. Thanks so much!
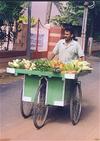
[30,27,49,52]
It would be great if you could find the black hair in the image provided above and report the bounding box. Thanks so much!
[63,23,77,41]
[64,24,74,34]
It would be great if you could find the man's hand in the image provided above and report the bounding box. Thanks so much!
[79,56,85,61]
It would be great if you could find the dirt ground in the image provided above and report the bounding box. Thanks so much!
[0,72,24,84]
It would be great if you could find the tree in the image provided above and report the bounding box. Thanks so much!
[0,1,28,24]
[45,2,52,24]
[0,1,28,50]
[51,1,84,26]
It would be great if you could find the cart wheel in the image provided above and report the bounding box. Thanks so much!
[20,89,33,118]
[32,79,48,129]
[70,81,82,125]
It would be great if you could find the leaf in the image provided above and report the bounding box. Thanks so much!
[50,1,84,26]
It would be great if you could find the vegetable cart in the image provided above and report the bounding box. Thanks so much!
[6,67,90,129]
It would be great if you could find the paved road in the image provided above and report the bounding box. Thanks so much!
[0,56,100,141]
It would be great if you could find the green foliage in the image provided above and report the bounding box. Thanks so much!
[18,15,37,27]
[0,1,28,24]
[51,1,84,26]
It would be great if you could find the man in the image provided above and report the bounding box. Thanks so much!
[48,26,85,63]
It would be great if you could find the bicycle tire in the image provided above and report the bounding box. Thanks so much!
[32,80,48,129]
[70,81,82,125]
[20,89,33,118]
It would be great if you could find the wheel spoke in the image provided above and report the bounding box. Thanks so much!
[33,79,48,129]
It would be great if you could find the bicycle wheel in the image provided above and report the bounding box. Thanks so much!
[20,89,33,118]
[70,81,82,125]
[32,79,48,129]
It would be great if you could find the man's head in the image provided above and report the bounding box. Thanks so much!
[64,26,74,42]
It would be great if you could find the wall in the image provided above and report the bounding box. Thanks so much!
[13,24,27,51]
[24,2,60,24]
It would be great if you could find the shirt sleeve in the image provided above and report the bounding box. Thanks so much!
[52,41,60,55]
[77,42,85,57]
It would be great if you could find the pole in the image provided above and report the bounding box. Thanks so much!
[88,10,94,56]
[27,1,31,58]
[45,2,52,24]
[36,19,40,53]
[81,1,89,52]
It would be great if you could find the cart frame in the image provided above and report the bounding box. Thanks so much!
[7,67,88,129]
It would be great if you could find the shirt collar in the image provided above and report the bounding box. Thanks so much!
[63,39,74,45]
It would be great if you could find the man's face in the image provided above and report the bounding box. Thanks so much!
[64,30,73,42]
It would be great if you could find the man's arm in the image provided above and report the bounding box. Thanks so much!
[77,42,85,61]
[48,40,60,60]
[48,52,55,60]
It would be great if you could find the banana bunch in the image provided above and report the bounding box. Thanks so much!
[8,59,21,68]
[61,60,93,74]
[8,59,36,70]
[72,60,93,73]
[21,59,36,70]
[8,58,93,74]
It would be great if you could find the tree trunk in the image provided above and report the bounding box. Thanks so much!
[81,1,89,52]
[27,1,31,58]
[45,2,52,24]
